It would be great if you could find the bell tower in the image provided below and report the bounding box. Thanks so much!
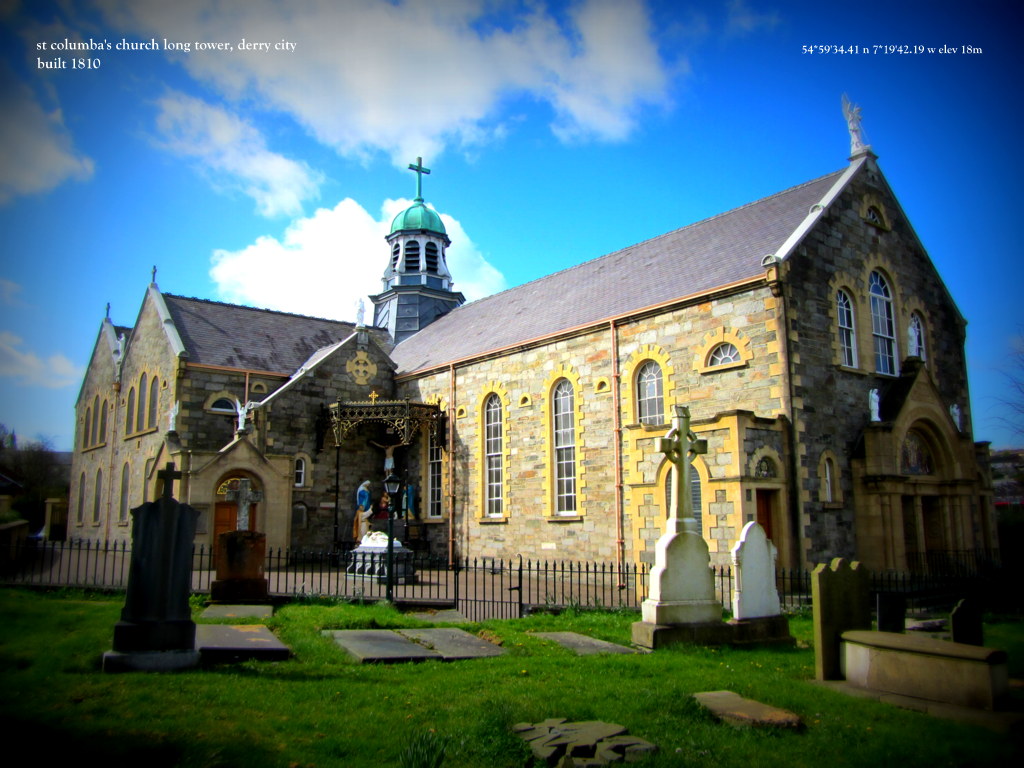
[370,157,465,344]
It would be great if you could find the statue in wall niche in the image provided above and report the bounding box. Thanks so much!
[869,388,880,422]
[168,401,179,432]
[950,403,962,431]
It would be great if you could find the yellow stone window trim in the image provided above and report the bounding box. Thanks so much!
[695,328,752,374]
[859,193,891,230]
[817,449,844,505]
[540,364,587,518]
[478,382,511,520]
[622,344,675,427]
[829,271,861,370]
[421,395,449,520]
[901,297,931,365]
[862,259,901,377]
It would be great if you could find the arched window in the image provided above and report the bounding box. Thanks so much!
[99,400,108,443]
[119,462,131,523]
[836,289,857,367]
[82,407,92,449]
[147,376,159,429]
[483,393,503,517]
[552,379,577,514]
[391,242,400,269]
[91,395,100,445]
[824,457,836,503]
[93,468,103,524]
[126,388,136,433]
[404,240,420,272]
[77,472,86,523]
[209,397,236,413]
[294,457,306,487]
[636,360,664,425]
[869,271,897,375]
[425,242,439,273]
[136,373,147,432]
[708,342,741,367]
[909,312,926,360]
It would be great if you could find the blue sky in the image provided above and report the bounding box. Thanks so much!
[0,0,1020,451]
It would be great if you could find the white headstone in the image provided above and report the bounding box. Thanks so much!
[730,521,781,620]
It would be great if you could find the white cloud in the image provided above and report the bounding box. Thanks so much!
[0,68,94,204]
[209,197,506,321]
[97,0,673,161]
[725,0,780,36]
[0,331,83,389]
[154,91,322,217]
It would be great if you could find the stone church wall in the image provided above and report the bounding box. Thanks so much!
[784,163,974,567]
[399,282,787,566]
[70,294,180,543]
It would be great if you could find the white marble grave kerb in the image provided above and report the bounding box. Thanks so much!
[641,405,721,626]
[730,521,781,620]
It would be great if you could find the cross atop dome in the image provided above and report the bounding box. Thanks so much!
[408,156,430,202]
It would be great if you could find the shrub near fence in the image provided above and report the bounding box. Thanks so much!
[3,539,1007,619]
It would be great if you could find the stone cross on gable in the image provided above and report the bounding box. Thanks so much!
[408,156,430,201]
[225,478,262,531]
[157,462,182,505]
[658,405,707,531]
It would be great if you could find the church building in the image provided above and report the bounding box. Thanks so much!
[68,114,999,574]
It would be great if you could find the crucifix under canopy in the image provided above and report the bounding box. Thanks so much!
[225,478,262,531]
[408,156,430,202]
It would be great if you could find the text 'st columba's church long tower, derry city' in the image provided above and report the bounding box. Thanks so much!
[370,157,465,344]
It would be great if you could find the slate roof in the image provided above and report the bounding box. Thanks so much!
[161,296,386,374]
[390,167,848,374]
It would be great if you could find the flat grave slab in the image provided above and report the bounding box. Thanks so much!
[201,604,274,619]
[195,624,290,663]
[693,690,802,729]
[325,629,442,663]
[398,628,506,660]
[534,631,638,655]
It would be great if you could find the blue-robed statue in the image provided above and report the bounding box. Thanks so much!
[353,480,372,540]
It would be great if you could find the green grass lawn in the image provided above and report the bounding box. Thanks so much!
[1,588,1020,767]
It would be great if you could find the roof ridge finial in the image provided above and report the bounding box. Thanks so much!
[408,156,430,203]
[151,265,158,284]
[842,94,871,159]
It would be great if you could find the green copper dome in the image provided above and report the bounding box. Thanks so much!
[389,200,446,236]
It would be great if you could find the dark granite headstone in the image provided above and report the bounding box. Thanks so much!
[876,592,906,633]
[104,463,200,671]
[951,596,983,646]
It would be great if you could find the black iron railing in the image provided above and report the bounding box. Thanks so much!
[3,539,1010,619]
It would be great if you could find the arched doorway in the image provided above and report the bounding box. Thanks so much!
[213,473,262,542]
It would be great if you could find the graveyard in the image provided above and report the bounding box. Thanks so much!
[3,424,1023,766]
[0,587,1021,767]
